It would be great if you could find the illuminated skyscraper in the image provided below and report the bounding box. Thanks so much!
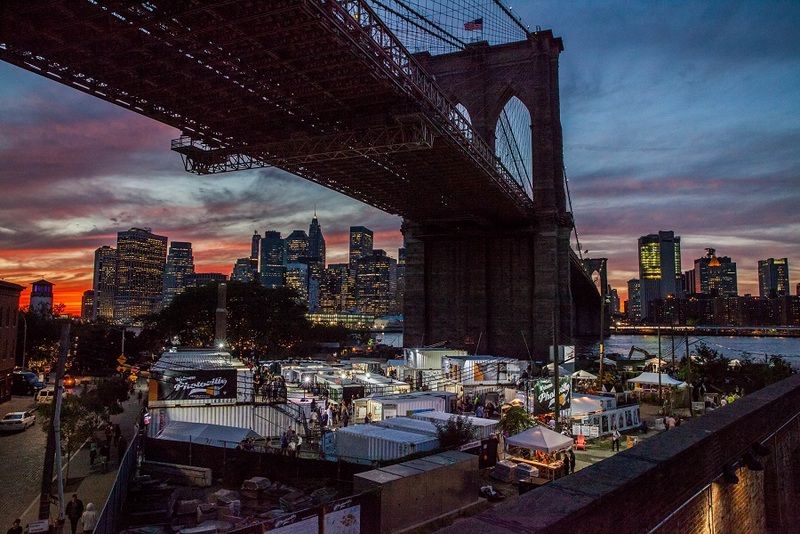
[260,231,286,288]
[251,231,261,263]
[694,248,737,296]
[81,290,94,321]
[285,262,309,304]
[758,258,789,297]
[637,231,681,320]
[285,230,309,263]
[355,249,397,316]
[231,258,259,283]
[113,227,168,325]
[627,279,641,321]
[320,264,348,312]
[308,214,326,267]
[92,245,116,320]
[162,241,194,307]
[349,226,373,271]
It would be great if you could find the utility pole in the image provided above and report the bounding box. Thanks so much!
[598,273,605,392]
[670,329,676,370]
[553,246,561,430]
[657,325,662,404]
[39,321,69,522]
[685,330,692,416]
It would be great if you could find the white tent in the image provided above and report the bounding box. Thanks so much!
[571,370,597,380]
[156,421,260,449]
[506,425,574,453]
[628,372,687,389]
[644,358,669,367]
[569,396,604,416]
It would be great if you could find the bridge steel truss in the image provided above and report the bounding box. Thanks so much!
[0,0,533,225]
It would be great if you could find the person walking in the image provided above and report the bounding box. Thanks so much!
[113,423,122,446]
[89,439,97,467]
[611,429,621,452]
[65,494,84,534]
[568,448,576,474]
[99,443,110,473]
[81,503,98,533]
[6,519,22,534]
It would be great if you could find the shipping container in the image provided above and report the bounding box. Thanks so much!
[333,424,439,464]
[147,403,303,440]
[375,417,438,437]
[411,411,499,440]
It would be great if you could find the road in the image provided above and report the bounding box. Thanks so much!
[0,394,45,522]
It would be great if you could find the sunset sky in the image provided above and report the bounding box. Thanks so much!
[1,1,798,314]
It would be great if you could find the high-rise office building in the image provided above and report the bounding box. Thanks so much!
[638,231,681,320]
[113,227,168,325]
[758,258,789,298]
[92,245,116,321]
[81,290,94,321]
[320,264,348,312]
[260,231,286,288]
[683,269,696,296]
[162,241,195,307]
[285,230,309,263]
[349,226,374,271]
[694,248,737,296]
[355,249,397,316]
[308,214,326,267]
[627,279,642,321]
[285,262,310,305]
[231,258,259,283]
[251,231,261,263]
[609,288,620,315]
[29,279,54,316]
[185,272,227,288]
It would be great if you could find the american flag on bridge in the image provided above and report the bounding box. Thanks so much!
[464,18,483,31]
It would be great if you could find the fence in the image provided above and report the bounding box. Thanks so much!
[93,426,141,534]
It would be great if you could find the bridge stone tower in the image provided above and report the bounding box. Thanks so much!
[403,31,580,357]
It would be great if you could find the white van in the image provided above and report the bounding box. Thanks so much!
[36,387,56,405]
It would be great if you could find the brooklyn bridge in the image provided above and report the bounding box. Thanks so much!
[0,0,601,356]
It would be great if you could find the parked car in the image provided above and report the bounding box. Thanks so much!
[36,387,56,405]
[11,371,45,396]
[0,410,36,431]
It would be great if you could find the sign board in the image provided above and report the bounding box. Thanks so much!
[266,508,320,534]
[533,376,571,414]
[117,355,127,365]
[155,369,237,400]
[324,497,361,534]
[27,520,49,533]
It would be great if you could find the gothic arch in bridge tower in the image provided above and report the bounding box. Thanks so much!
[494,94,533,198]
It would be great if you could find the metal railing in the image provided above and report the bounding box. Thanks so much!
[93,426,141,534]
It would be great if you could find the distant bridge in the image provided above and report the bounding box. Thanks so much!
[0,1,600,356]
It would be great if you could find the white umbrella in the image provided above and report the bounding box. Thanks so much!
[571,370,597,380]
[506,425,574,453]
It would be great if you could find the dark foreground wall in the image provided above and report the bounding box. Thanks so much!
[439,374,800,533]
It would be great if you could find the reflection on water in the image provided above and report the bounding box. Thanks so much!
[376,332,800,368]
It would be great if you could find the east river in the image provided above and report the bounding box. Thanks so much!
[376,332,800,368]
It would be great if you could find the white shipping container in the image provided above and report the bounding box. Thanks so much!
[334,424,439,464]
[367,396,446,421]
[411,411,499,440]
[147,404,303,439]
[375,417,438,437]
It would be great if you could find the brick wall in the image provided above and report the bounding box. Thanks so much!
[438,374,800,533]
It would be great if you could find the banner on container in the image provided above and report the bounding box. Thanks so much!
[571,424,600,438]
[533,377,571,414]
[264,508,320,534]
[324,497,361,534]
[156,369,237,400]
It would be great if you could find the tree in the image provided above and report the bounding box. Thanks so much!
[142,282,312,359]
[498,405,534,436]
[38,394,97,481]
[434,415,477,449]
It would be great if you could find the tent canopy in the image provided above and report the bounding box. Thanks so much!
[628,372,687,388]
[544,363,570,374]
[572,370,597,380]
[595,357,617,366]
[506,425,574,453]
[157,421,259,449]
[570,396,604,415]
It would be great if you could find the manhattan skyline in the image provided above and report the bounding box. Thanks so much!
[1,1,799,313]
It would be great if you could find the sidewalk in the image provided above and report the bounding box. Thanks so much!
[20,381,146,531]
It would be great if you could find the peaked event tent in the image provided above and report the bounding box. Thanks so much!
[572,370,597,380]
[506,425,574,453]
[628,372,687,388]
